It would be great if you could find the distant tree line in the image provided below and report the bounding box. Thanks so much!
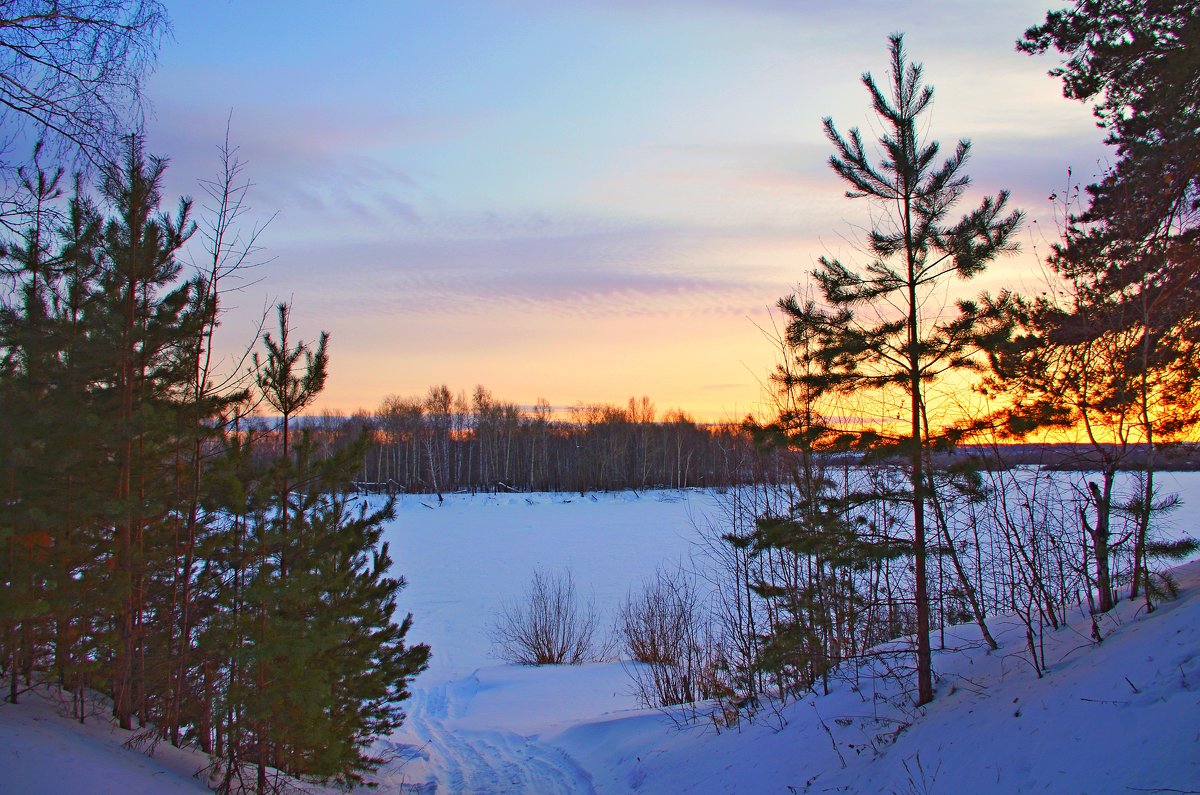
[301,391,773,496]
[284,398,1200,503]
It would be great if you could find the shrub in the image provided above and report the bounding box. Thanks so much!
[619,566,722,708]
[490,568,604,665]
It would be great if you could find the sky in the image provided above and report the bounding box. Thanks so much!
[144,0,1109,421]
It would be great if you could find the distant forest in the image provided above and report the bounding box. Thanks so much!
[268,390,1200,498]
[291,391,763,494]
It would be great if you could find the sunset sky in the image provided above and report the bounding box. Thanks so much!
[146,1,1107,421]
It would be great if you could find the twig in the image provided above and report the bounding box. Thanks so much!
[811,703,847,770]
[1080,697,1129,706]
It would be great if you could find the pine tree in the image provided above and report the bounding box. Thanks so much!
[263,440,429,786]
[1017,0,1200,609]
[742,311,909,697]
[1020,1,1198,315]
[239,304,428,791]
[784,34,1022,704]
[0,158,65,705]
[0,160,106,708]
[86,134,201,729]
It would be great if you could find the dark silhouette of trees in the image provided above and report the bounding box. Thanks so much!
[1020,1,1198,284]
[339,392,761,496]
[985,1,1200,613]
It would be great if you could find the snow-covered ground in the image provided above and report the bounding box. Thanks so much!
[0,690,212,793]
[384,489,713,681]
[3,480,1199,794]
[365,489,716,793]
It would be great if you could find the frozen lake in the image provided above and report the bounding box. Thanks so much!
[380,488,724,680]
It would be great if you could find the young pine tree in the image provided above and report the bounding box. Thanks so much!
[241,304,428,791]
[784,34,1022,704]
[0,159,68,706]
[741,313,909,697]
[0,162,110,711]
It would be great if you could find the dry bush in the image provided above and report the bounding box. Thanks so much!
[490,568,604,665]
[619,566,723,708]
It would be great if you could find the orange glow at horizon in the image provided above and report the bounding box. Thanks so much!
[289,234,1061,426]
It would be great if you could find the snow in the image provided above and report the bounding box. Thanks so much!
[0,691,211,793]
[388,489,710,680]
[552,562,1200,794]
[3,482,1199,794]
[367,489,716,793]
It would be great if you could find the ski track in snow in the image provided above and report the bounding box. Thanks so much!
[380,679,597,795]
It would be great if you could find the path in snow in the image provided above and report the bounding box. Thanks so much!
[372,678,598,795]
[361,489,714,794]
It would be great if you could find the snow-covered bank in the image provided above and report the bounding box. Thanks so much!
[552,559,1200,794]
[0,690,210,793]
[3,486,1198,793]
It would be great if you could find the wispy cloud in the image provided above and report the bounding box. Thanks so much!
[265,225,787,323]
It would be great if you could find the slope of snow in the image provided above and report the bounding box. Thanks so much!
[3,483,1199,794]
[551,560,1200,794]
[0,689,212,793]
[367,489,719,792]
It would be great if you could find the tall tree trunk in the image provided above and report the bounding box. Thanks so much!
[1086,476,1115,613]
[906,193,933,707]
[115,278,137,730]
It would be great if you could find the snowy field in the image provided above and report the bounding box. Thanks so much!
[369,488,725,793]
[383,489,718,681]
[2,476,1200,794]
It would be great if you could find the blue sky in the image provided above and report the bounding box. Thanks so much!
[145,1,1106,419]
